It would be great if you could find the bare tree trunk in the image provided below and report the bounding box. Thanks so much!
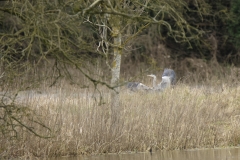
[110,26,122,132]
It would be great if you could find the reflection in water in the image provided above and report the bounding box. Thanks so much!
[53,147,240,160]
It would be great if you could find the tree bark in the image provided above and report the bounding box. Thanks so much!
[110,25,122,132]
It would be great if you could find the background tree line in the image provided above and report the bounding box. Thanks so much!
[1,0,240,78]
[125,0,240,71]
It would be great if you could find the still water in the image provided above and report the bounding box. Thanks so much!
[54,147,240,160]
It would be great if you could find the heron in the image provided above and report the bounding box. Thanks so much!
[161,68,176,85]
[148,68,176,91]
[127,68,176,92]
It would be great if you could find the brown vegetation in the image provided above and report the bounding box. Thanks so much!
[1,0,240,158]
[1,66,240,158]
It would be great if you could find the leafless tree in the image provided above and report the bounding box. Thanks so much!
[0,0,206,137]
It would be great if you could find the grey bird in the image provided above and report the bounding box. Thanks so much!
[161,68,176,85]
[127,68,176,92]
[148,68,176,91]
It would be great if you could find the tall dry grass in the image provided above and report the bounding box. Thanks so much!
[1,77,240,158]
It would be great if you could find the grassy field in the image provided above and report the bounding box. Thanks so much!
[1,78,240,158]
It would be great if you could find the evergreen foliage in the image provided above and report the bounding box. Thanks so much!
[228,0,240,49]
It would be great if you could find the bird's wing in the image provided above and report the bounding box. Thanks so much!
[162,69,176,85]
[127,82,139,88]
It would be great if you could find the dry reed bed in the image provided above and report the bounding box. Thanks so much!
[1,84,240,158]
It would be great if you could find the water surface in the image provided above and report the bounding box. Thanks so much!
[53,147,240,160]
